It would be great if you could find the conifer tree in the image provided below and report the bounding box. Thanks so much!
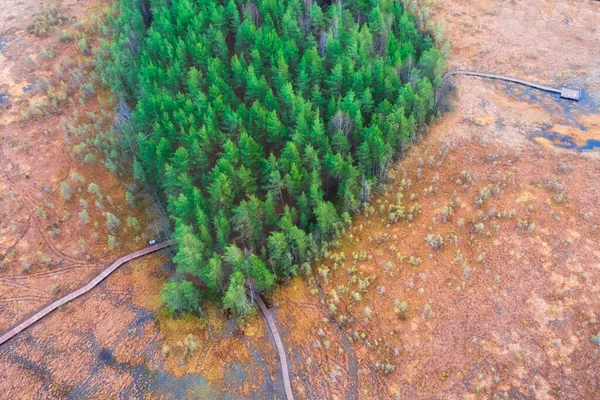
[106,0,444,316]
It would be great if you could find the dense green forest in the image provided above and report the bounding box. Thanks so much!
[100,0,445,315]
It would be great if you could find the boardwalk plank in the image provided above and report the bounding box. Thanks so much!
[0,240,174,346]
[252,292,295,400]
[443,70,581,101]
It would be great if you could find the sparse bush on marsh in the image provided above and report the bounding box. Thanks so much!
[474,185,491,208]
[79,209,90,224]
[41,47,56,59]
[35,206,48,219]
[456,170,473,187]
[425,233,444,250]
[556,162,572,174]
[60,181,72,201]
[71,172,86,185]
[50,283,60,295]
[22,261,32,274]
[27,6,71,37]
[107,234,118,249]
[394,299,408,320]
[104,212,121,233]
[22,100,48,121]
[408,255,421,266]
[59,29,74,42]
[87,182,101,198]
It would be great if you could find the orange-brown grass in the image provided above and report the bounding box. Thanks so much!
[270,77,600,398]
[2,0,600,398]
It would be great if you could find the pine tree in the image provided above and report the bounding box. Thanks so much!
[161,280,202,315]
[223,271,252,315]
[224,244,245,273]
[107,0,443,315]
[268,231,294,277]
[233,195,265,249]
[173,222,205,276]
[204,253,224,293]
[247,254,275,291]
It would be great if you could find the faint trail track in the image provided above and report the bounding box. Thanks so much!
[313,276,359,400]
[0,239,296,399]
[0,240,175,346]
[250,291,295,400]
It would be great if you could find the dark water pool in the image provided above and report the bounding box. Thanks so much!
[504,84,599,152]
[529,129,600,152]
[98,348,114,363]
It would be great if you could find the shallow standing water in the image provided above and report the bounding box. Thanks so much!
[503,84,600,151]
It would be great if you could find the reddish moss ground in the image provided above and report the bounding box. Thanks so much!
[1,2,282,398]
[269,0,600,397]
[274,87,600,397]
[1,0,599,399]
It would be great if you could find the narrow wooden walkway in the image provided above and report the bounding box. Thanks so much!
[0,240,295,399]
[0,240,175,346]
[251,291,295,400]
[443,70,581,100]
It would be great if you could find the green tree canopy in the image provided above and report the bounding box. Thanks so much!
[105,0,444,316]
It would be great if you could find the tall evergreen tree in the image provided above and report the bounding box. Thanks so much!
[105,0,444,316]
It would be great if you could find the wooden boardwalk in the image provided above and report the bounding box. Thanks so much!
[251,291,295,400]
[443,70,581,100]
[1,240,295,399]
[0,240,175,346]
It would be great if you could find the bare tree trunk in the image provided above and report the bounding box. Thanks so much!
[139,0,153,29]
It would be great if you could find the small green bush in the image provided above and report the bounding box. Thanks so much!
[425,233,444,250]
[104,212,121,233]
[126,216,139,228]
[78,38,90,55]
[59,29,74,42]
[60,181,72,201]
[87,182,101,198]
[26,6,70,37]
[108,234,118,249]
[474,223,484,234]
[79,209,90,224]
[125,191,135,207]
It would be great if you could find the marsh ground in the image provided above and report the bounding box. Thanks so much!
[0,0,599,399]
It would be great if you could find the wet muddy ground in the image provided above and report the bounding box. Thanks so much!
[0,1,285,398]
[1,0,599,399]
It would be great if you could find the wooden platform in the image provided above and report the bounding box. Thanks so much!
[560,88,581,101]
